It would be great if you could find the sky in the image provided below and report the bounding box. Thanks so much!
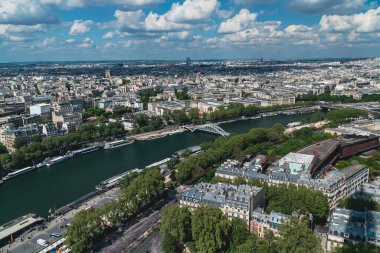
[0,0,380,62]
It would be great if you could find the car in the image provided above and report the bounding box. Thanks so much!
[50,232,62,238]
[37,239,48,246]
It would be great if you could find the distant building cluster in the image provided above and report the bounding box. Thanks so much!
[0,58,379,153]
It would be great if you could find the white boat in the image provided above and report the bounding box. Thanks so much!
[104,139,134,149]
[36,163,44,168]
[2,166,36,180]
[46,156,68,167]
[169,129,184,135]
[71,146,102,156]
[146,158,171,168]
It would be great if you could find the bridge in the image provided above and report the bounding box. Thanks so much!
[182,124,230,137]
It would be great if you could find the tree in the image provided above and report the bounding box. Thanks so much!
[192,205,230,253]
[133,114,150,131]
[235,234,259,253]
[277,219,323,253]
[162,233,179,253]
[172,110,190,125]
[176,90,190,100]
[0,142,8,154]
[331,241,380,253]
[265,184,329,221]
[233,176,247,185]
[326,109,368,123]
[229,218,250,250]
[161,205,192,243]
[65,209,103,253]
[13,137,29,149]
[167,157,179,170]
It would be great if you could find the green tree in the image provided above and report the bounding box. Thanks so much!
[331,241,380,253]
[13,137,29,149]
[277,219,322,253]
[192,205,230,253]
[160,205,192,251]
[167,157,179,170]
[235,234,260,253]
[326,109,368,123]
[65,209,103,253]
[229,218,250,251]
[172,110,190,125]
[0,142,8,154]
[161,205,192,242]
[176,90,191,100]
[162,233,179,253]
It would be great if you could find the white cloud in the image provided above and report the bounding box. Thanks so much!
[42,36,56,46]
[102,32,114,39]
[284,24,312,34]
[0,24,46,35]
[123,39,146,48]
[289,0,369,14]
[78,37,95,48]
[218,9,257,34]
[156,31,192,43]
[216,9,234,19]
[320,7,380,32]
[0,24,46,42]
[69,20,93,35]
[145,12,191,32]
[0,0,58,25]
[234,0,277,5]
[284,25,319,44]
[41,0,164,8]
[104,42,115,48]
[8,35,30,42]
[114,10,146,33]
[65,38,75,43]
[165,0,219,23]
[114,0,218,35]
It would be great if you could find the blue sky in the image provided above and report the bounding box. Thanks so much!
[0,0,379,62]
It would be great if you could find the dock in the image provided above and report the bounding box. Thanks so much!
[0,214,44,246]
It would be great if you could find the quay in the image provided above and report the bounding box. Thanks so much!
[0,214,44,247]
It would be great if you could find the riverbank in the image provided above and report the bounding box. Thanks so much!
[0,112,320,224]
[128,105,321,141]
[130,126,186,141]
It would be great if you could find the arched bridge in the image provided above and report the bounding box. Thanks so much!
[182,124,230,137]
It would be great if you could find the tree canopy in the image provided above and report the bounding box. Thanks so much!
[277,219,323,253]
[192,205,230,253]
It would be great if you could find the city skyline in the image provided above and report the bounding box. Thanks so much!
[1,0,380,62]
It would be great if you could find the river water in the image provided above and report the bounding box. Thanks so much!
[0,113,318,224]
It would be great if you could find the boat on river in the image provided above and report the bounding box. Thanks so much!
[2,166,36,181]
[70,145,102,156]
[46,156,68,167]
[104,139,134,149]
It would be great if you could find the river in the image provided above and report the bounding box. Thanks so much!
[0,112,319,224]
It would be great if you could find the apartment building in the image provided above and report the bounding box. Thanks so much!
[327,208,380,252]
[179,183,265,224]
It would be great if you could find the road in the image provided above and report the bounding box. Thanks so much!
[0,188,120,253]
[99,210,161,253]
[131,229,162,253]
